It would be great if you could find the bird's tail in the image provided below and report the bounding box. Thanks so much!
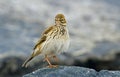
[22,49,41,67]
[22,56,34,68]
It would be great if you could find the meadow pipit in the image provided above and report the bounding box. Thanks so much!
[22,14,70,68]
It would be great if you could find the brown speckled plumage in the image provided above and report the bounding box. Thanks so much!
[22,14,70,68]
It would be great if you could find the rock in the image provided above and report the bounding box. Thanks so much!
[23,66,97,77]
[0,56,25,77]
[98,70,120,77]
[0,56,41,77]
[0,53,120,77]
[23,66,120,77]
[73,52,120,71]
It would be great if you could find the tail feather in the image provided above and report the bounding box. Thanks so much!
[22,56,33,68]
[22,49,41,68]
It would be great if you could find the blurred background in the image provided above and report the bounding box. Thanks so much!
[0,0,120,77]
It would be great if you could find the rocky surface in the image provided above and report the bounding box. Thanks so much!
[23,66,97,77]
[23,66,120,77]
[0,56,31,77]
[0,53,120,77]
[0,55,48,77]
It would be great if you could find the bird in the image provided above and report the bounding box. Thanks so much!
[22,14,70,68]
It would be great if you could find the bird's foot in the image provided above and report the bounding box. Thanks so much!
[47,65,58,68]
[44,55,58,68]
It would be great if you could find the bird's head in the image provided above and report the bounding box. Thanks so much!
[55,14,67,26]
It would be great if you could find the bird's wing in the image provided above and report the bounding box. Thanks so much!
[33,26,54,50]
[22,25,55,67]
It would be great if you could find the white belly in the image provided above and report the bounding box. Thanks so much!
[41,36,69,55]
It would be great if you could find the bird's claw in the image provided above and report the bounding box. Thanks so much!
[47,65,58,68]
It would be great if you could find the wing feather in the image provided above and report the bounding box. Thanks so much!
[33,26,54,50]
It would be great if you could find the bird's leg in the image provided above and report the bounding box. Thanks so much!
[44,55,52,66]
[44,55,57,68]
[52,55,59,63]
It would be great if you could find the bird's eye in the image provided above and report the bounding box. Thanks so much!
[61,18,65,22]
[61,18,64,21]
